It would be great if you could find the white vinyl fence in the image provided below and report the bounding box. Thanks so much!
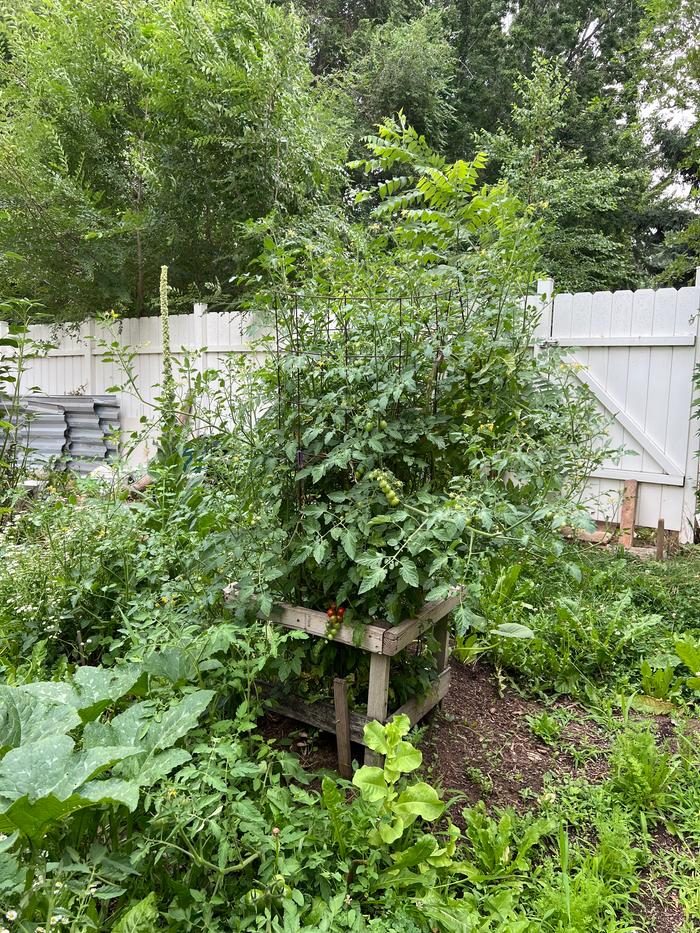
[4,278,700,541]
[533,277,700,542]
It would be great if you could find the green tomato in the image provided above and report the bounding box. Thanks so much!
[380,419,388,429]
[365,421,374,432]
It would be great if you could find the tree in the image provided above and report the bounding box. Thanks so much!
[293,0,689,286]
[639,0,700,284]
[0,0,346,320]
[479,56,650,290]
[339,9,456,146]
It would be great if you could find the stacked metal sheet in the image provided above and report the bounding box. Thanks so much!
[0,399,68,469]
[3,395,121,473]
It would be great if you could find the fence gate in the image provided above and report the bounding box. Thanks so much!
[534,280,700,543]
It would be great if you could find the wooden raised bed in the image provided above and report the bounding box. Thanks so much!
[225,586,460,774]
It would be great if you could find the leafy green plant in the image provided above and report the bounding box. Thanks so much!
[459,801,553,883]
[526,710,564,746]
[675,638,700,692]
[607,727,678,816]
[352,714,446,847]
[0,663,212,897]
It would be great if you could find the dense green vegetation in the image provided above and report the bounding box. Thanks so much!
[0,0,698,320]
[1,2,699,929]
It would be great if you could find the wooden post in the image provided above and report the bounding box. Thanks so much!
[656,518,665,561]
[619,479,638,548]
[365,653,391,766]
[333,677,352,779]
[193,302,208,377]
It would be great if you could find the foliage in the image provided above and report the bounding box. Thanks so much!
[0,301,53,512]
[459,545,700,703]
[0,0,346,320]
[478,56,649,291]
[341,10,456,147]
[221,119,610,660]
[296,0,694,288]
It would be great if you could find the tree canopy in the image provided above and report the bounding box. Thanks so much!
[0,0,697,320]
[0,0,346,319]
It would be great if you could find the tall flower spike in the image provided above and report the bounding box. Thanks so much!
[160,264,176,431]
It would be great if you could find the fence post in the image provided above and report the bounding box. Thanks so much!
[695,266,700,287]
[193,302,208,377]
[82,318,96,395]
[537,278,554,337]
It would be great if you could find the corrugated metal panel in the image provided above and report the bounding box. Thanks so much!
[93,395,120,460]
[22,394,121,473]
[0,399,69,469]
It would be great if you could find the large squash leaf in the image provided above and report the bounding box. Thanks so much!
[0,688,81,756]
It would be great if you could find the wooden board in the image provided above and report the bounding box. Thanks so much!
[333,677,352,778]
[269,603,386,653]
[224,587,459,656]
[260,685,371,744]
[382,592,462,656]
[259,669,450,748]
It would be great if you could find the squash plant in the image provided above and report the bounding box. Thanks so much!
[0,663,213,899]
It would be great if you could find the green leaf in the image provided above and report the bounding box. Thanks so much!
[386,741,422,776]
[0,688,81,756]
[0,736,139,802]
[124,748,191,787]
[363,721,389,755]
[676,640,700,675]
[399,558,420,588]
[394,782,444,824]
[492,623,534,639]
[112,893,159,932]
[20,665,142,722]
[389,835,439,870]
[352,766,388,801]
[72,666,143,721]
[145,649,198,685]
[312,538,328,564]
[144,690,213,752]
[358,567,387,594]
[80,778,139,812]
[378,815,405,844]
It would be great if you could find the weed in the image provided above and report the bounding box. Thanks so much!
[607,727,678,817]
[526,709,565,745]
[465,765,494,795]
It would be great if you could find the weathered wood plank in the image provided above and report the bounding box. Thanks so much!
[333,677,352,779]
[433,617,450,672]
[381,592,461,656]
[223,587,387,653]
[365,653,391,766]
[619,479,638,548]
[269,604,386,653]
[656,518,665,561]
[260,687,370,744]
[393,667,451,726]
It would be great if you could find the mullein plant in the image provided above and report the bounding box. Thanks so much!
[159,264,178,444]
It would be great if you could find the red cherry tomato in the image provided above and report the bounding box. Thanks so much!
[338,607,345,618]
